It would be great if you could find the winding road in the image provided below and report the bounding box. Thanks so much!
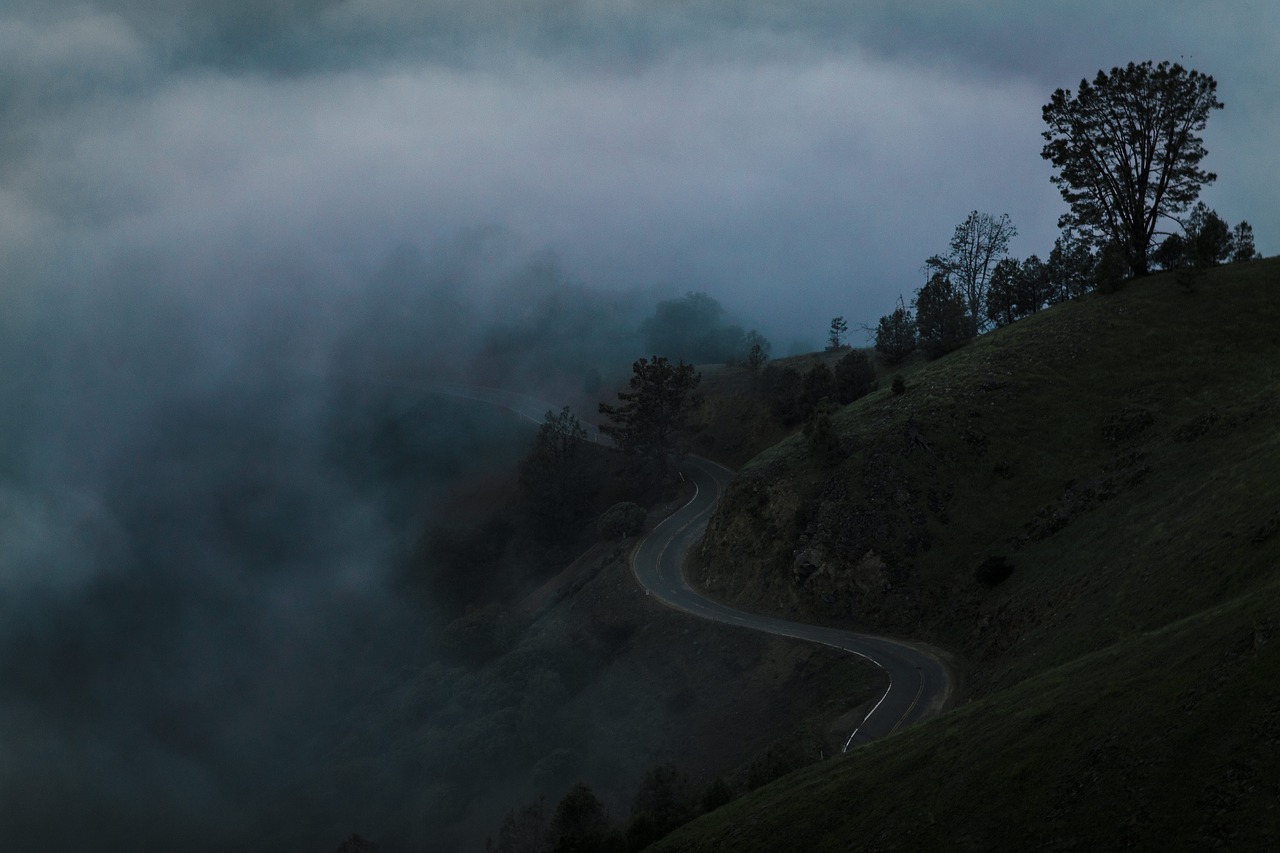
[632,455,952,749]
[403,380,952,748]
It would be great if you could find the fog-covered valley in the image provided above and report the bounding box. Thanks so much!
[2,230,852,850]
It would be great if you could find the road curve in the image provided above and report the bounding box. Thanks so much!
[357,378,952,747]
[632,455,952,749]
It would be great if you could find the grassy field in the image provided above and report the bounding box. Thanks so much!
[653,258,1280,849]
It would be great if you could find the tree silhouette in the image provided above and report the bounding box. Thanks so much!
[827,316,849,351]
[599,356,701,481]
[1041,60,1222,276]
[874,300,917,365]
[926,211,1016,331]
[915,271,975,359]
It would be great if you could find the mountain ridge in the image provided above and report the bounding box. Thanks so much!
[652,257,1280,849]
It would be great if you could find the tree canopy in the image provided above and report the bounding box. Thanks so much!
[874,300,916,365]
[1154,202,1261,271]
[915,271,975,359]
[518,406,591,540]
[640,292,745,365]
[1041,60,1223,277]
[598,356,701,480]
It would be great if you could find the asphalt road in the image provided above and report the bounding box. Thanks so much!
[632,454,952,749]
[385,379,951,747]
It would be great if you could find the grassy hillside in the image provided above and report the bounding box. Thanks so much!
[654,258,1280,848]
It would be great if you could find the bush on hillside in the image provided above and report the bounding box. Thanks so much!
[759,364,804,424]
[974,555,1014,587]
[834,350,878,404]
[599,502,646,539]
[803,402,842,466]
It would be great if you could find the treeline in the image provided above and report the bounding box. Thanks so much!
[486,768,719,853]
[406,406,652,639]
[756,349,877,425]
[871,200,1259,366]
[487,727,824,853]
[863,60,1262,366]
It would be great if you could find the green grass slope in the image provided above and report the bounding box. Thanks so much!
[657,258,1280,848]
[656,582,1280,850]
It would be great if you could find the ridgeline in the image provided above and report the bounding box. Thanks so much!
[657,257,1280,850]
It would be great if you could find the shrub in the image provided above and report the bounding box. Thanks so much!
[598,502,646,539]
[803,402,842,466]
[975,555,1014,587]
[892,375,906,395]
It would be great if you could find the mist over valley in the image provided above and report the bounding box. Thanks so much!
[4,2,1279,851]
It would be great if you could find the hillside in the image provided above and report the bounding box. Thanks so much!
[653,258,1280,848]
[276,464,884,851]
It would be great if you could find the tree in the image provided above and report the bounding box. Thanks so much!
[986,254,1057,327]
[985,257,1021,328]
[640,292,745,365]
[1185,202,1233,267]
[759,364,803,424]
[833,350,877,404]
[519,406,591,540]
[598,356,701,480]
[1014,254,1054,317]
[1047,227,1096,301]
[741,329,771,385]
[803,401,842,465]
[874,299,916,365]
[1041,60,1223,277]
[926,211,1017,331]
[1094,240,1132,293]
[799,363,835,418]
[826,316,849,351]
[1152,232,1189,271]
[627,764,694,850]
[915,271,975,359]
[1230,221,1260,263]
[1153,203,1260,270]
[549,783,623,853]
[488,798,549,853]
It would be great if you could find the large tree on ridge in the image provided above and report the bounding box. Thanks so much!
[1041,60,1222,277]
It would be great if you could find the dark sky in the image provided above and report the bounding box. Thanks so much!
[2,1,1274,345]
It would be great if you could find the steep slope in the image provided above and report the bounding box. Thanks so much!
[657,578,1280,850]
[693,258,1280,694]
[653,258,1280,848]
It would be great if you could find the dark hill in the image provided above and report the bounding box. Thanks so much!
[655,257,1280,850]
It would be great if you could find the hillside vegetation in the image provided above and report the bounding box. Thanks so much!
[654,258,1280,849]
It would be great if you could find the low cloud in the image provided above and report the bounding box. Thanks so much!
[0,2,1275,847]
